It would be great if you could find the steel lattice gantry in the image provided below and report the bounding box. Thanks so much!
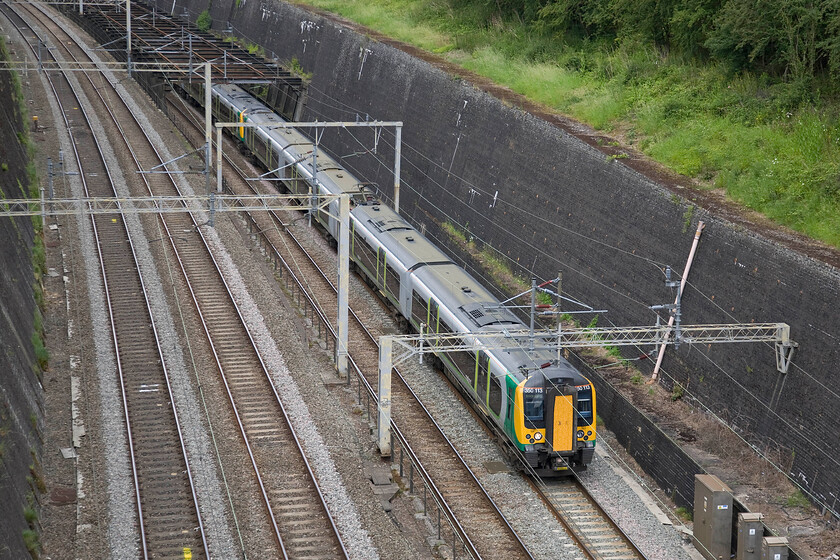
[57,1,305,117]
[374,323,797,455]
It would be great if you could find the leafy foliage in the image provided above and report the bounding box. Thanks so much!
[196,9,212,33]
[451,0,840,87]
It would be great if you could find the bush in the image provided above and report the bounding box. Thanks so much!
[31,332,48,370]
[22,528,39,554]
[196,9,212,33]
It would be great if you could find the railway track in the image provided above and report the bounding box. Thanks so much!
[166,88,539,560]
[0,3,209,558]
[15,4,348,558]
[168,82,649,560]
[537,477,646,560]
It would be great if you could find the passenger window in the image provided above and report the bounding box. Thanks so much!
[477,351,489,398]
[386,264,400,298]
[451,345,476,382]
[489,373,502,416]
[411,291,426,327]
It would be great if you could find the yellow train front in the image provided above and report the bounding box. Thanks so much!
[510,365,597,475]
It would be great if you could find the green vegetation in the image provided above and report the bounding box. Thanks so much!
[31,332,48,371]
[196,9,212,32]
[289,57,313,81]
[785,489,811,509]
[671,381,685,401]
[297,0,840,247]
[440,220,534,295]
[22,529,39,556]
[675,506,693,521]
[23,506,37,525]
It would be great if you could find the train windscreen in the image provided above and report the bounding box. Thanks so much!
[523,391,545,429]
[576,388,594,426]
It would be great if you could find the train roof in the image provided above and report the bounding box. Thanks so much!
[215,84,365,196]
[352,203,453,270]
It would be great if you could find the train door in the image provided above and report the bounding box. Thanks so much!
[427,299,441,344]
[376,248,387,291]
[238,110,247,140]
[545,383,577,454]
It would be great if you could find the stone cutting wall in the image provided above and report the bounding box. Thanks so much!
[164,0,840,514]
[0,41,44,559]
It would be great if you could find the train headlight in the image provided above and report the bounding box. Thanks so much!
[583,435,589,441]
[576,430,584,438]
[534,432,543,441]
[587,431,593,436]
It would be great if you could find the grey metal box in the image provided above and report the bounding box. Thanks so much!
[693,474,734,560]
[736,512,765,560]
[761,537,789,560]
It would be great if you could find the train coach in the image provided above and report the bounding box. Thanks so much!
[181,82,597,474]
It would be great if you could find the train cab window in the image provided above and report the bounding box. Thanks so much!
[489,374,502,416]
[576,389,594,426]
[477,351,489,398]
[523,390,545,429]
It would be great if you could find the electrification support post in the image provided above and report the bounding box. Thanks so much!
[556,272,562,362]
[529,276,536,351]
[216,127,223,193]
[336,194,350,377]
[47,158,54,200]
[188,34,192,84]
[650,221,705,382]
[39,187,46,226]
[126,0,131,74]
[394,125,401,213]
[204,63,212,198]
[309,139,317,228]
[377,336,392,457]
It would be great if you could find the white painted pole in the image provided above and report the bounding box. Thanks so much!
[336,194,350,377]
[216,127,223,193]
[394,125,401,213]
[378,336,392,457]
[126,0,131,72]
[650,221,705,382]
[205,63,212,196]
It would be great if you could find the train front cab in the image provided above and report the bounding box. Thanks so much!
[514,373,596,476]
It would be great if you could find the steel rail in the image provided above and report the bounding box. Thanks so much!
[1,2,209,557]
[31,7,348,555]
[167,94,534,560]
[172,89,651,560]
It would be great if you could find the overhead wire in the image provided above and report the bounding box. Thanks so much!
[220,73,838,520]
[304,94,837,454]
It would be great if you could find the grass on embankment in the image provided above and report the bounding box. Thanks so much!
[294,0,840,248]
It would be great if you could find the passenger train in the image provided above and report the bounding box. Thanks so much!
[182,82,596,475]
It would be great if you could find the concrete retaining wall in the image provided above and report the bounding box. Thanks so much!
[163,0,840,514]
[0,48,45,559]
